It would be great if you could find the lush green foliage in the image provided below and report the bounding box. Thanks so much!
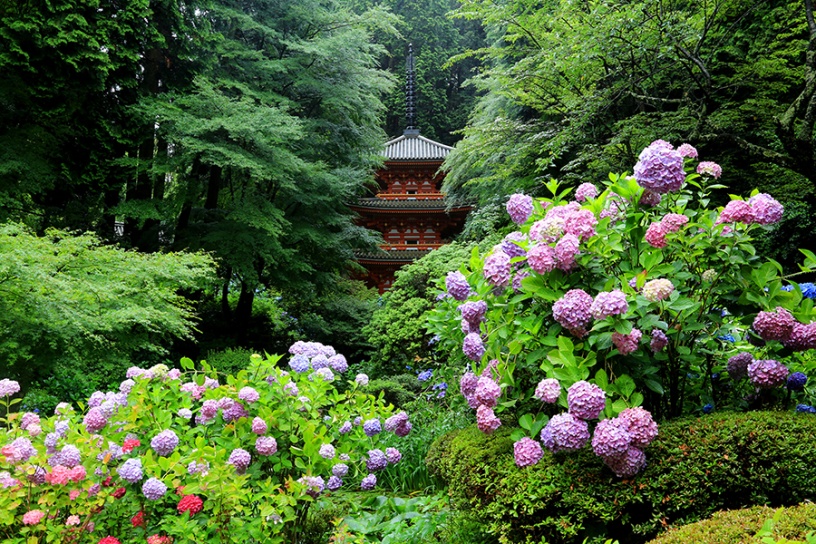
[0,351,410,543]
[427,411,816,544]
[647,504,816,544]
[0,224,214,394]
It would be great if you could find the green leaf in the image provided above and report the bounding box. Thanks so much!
[614,374,636,398]
[594,369,609,389]
[519,413,533,430]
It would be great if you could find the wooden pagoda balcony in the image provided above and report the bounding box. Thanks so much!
[375,193,445,200]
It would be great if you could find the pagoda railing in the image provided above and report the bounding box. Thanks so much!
[375,193,445,201]
[380,243,444,251]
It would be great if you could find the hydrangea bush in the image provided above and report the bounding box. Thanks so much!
[0,342,410,543]
[428,141,816,476]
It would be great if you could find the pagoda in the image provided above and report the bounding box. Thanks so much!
[351,45,470,293]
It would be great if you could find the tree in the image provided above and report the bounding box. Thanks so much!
[0,224,214,394]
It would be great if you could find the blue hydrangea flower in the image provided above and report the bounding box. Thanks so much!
[787,372,808,391]
[796,404,816,414]
[702,403,714,414]
[289,354,310,373]
[718,334,736,343]
[417,370,432,382]
[801,283,816,299]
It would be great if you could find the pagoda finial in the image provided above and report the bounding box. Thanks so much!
[405,43,419,135]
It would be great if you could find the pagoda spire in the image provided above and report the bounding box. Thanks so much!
[405,43,419,135]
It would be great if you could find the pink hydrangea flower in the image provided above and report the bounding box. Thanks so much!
[476,405,502,434]
[564,209,598,241]
[483,250,512,288]
[617,407,658,449]
[612,328,642,355]
[459,372,478,398]
[590,290,629,320]
[567,381,606,420]
[747,359,789,389]
[661,213,689,232]
[677,143,698,158]
[541,413,590,452]
[604,446,647,478]
[753,307,796,342]
[534,378,561,403]
[506,194,534,224]
[530,217,565,243]
[528,244,557,274]
[645,222,668,248]
[513,437,544,467]
[697,161,722,178]
[251,417,268,435]
[575,183,599,202]
[748,193,784,225]
[238,387,260,404]
[554,233,580,271]
[552,289,593,336]
[22,510,45,525]
[783,323,816,351]
[650,329,668,352]
[592,417,632,459]
[474,376,501,408]
[717,200,753,224]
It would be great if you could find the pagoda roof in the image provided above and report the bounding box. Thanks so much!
[355,249,432,262]
[382,132,453,161]
[352,198,447,210]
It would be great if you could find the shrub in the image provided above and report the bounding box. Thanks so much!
[0,342,413,543]
[647,503,816,544]
[427,411,816,544]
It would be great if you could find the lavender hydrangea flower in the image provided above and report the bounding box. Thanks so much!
[363,419,382,437]
[228,448,252,473]
[360,474,377,490]
[591,417,631,459]
[289,354,311,373]
[117,458,144,483]
[513,437,544,467]
[299,476,324,498]
[552,289,593,336]
[748,359,789,389]
[238,387,260,404]
[462,332,485,362]
[459,372,478,398]
[394,420,412,437]
[386,447,402,464]
[83,407,108,433]
[311,354,330,370]
[332,463,349,477]
[339,421,352,434]
[483,250,512,288]
[534,378,561,403]
[142,477,167,500]
[445,271,471,301]
[0,379,20,397]
[506,193,533,224]
[501,231,528,258]
[252,417,268,435]
[328,355,348,373]
[150,430,179,457]
[727,352,753,379]
[255,436,278,456]
[313,367,335,382]
[567,381,606,420]
[590,290,629,320]
[319,444,336,460]
[542,413,590,452]
[634,141,685,193]
[366,449,388,471]
[459,300,487,324]
[355,373,369,386]
[384,411,409,432]
[748,193,784,225]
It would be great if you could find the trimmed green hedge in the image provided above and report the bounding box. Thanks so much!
[426,411,816,544]
[647,503,816,543]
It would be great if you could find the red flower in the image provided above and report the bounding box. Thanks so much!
[112,487,126,499]
[131,510,145,527]
[147,536,173,544]
[177,494,203,516]
[102,476,113,487]
[98,538,121,544]
[122,439,141,453]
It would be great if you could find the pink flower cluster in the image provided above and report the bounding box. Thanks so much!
[716,194,784,226]
[513,437,544,467]
[747,359,789,389]
[552,289,593,337]
[612,328,642,355]
[533,378,561,403]
[506,193,534,224]
[753,307,796,341]
[633,140,686,194]
[483,250,511,288]
[592,407,657,478]
[567,381,606,420]
[642,279,674,302]
[575,183,598,202]
[590,290,628,320]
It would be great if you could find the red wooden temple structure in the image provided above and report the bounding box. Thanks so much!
[351,45,470,293]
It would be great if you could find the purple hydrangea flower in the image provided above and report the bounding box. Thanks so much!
[394,420,412,437]
[483,250,512,288]
[506,194,534,224]
[727,352,753,379]
[228,448,252,473]
[255,436,277,456]
[299,475,324,498]
[748,359,789,389]
[513,437,544,467]
[150,430,179,457]
[604,446,647,478]
[534,378,561,403]
[328,355,348,373]
[552,289,593,336]
[460,372,478,398]
[361,473,377,490]
[787,372,807,391]
[445,271,471,301]
[118,459,144,483]
[312,367,335,382]
[59,445,81,468]
[590,290,629,320]
[501,231,527,258]
[567,381,606,420]
[748,193,783,225]
[554,233,580,271]
[339,421,352,434]
[363,419,382,437]
[384,412,409,432]
[783,323,816,351]
[650,329,668,352]
[366,449,388,471]
[327,476,342,491]
[311,354,330,370]
[542,413,590,452]
[459,300,487,324]
[634,141,685,194]
[640,189,661,207]
[462,333,485,362]
[252,417,268,435]
[83,407,108,433]
[386,447,402,464]
[333,463,349,477]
